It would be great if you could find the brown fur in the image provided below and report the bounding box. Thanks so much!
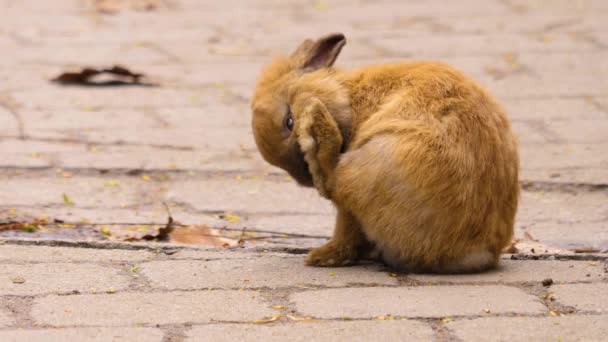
[251,33,519,273]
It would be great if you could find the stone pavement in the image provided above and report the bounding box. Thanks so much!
[0,0,607,340]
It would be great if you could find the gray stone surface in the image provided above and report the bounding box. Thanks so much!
[32,291,274,326]
[551,283,608,313]
[0,245,153,263]
[186,321,435,342]
[411,260,605,284]
[0,308,14,328]
[141,257,396,289]
[0,328,164,342]
[449,315,608,342]
[0,263,129,295]
[0,0,607,338]
[292,285,546,319]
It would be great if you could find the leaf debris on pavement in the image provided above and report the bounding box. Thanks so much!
[0,218,47,232]
[93,0,172,14]
[62,193,75,205]
[253,314,281,324]
[51,65,152,86]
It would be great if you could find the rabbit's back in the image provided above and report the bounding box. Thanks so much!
[333,62,519,272]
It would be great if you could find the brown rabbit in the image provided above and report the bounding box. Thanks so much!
[251,33,519,273]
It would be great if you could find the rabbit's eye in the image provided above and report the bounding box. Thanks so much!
[284,109,294,131]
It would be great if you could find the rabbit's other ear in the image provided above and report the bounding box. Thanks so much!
[291,33,346,71]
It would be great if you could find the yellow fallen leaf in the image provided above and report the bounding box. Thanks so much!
[549,310,559,317]
[106,287,116,294]
[59,224,74,229]
[286,315,316,322]
[141,174,151,181]
[220,213,240,223]
[62,193,75,205]
[62,172,73,178]
[104,180,119,187]
[441,317,454,323]
[89,146,98,153]
[389,273,398,277]
[254,314,281,324]
[100,226,111,236]
[588,262,598,266]
[328,272,335,277]
[30,152,41,158]
[7,208,17,215]
[130,265,140,272]
[272,305,284,310]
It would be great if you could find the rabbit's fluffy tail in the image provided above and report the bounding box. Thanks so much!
[439,250,497,274]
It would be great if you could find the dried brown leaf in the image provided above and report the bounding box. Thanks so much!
[51,65,147,86]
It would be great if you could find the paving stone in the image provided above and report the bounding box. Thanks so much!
[32,291,273,326]
[0,107,18,137]
[526,221,608,252]
[141,257,396,290]
[551,283,608,313]
[517,191,608,224]
[0,139,269,172]
[292,285,546,319]
[10,87,215,110]
[549,120,608,144]
[0,245,153,263]
[19,107,255,150]
[167,179,333,214]
[0,175,154,208]
[410,260,605,284]
[0,263,129,295]
[0,328,164,342]
[449,315,608,342]
[0,308,14,328]
[186,321,435,342]
[505,98,607,122]
[236,214,334,237]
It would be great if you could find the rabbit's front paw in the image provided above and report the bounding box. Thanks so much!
[305,240,357,267]
[293,97,342,198]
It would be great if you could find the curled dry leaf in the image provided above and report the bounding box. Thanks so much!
[11,277,26,284]
[572,247,601,253]
[94,0,170,14]
[286,315,316,322]
[51,65,150,86]
[169,224,237,247]
[253,314,281,324]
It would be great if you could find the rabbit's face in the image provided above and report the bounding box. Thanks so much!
[251,57,313,186]
[251,34,346,187]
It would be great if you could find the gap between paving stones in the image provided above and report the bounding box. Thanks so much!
[2,168,606,192]
[2,238,608,261]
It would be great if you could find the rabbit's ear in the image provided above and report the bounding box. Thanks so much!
[291,33,346,71]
